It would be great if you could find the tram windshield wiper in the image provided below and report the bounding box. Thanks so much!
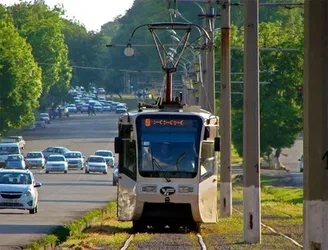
[176,152,187,171]
[151,156,171,182]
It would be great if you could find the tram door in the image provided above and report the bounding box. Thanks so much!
[198,141,218,223]
[116,125,137,220]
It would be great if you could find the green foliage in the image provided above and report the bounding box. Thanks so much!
[9,2,72,109]
[217,19,304,158]
[0,8,42,133]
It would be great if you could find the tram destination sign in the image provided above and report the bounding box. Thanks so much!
[144,118,194,127]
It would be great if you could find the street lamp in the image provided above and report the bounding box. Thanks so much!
[124,43,134,57]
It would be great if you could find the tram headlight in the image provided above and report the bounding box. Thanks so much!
[141,185,157,193]
[178,186,193,193]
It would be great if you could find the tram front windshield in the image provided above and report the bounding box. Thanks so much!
[136,115,202,178]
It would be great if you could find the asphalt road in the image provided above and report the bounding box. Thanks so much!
[0,113,119,249]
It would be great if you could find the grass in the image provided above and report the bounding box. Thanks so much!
[201,174,303,249]
[53,174,303,250]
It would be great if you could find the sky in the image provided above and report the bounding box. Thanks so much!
[1,0,135,31]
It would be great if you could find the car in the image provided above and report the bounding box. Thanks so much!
[42,147,70,159]
[1,136,26,150]
[39,113,50,124]
[98,97,106,102]
[45,155,68,174]
[64,151,85,170]
[0,169,41,214]
[85,155,107,174]
[113,164,118,186]
[299,154,303,172]
[93,104,103,113]
[95,150,115,168]
[115,107,128,114]
[67,104,77,113]
[5,154,26,169]
[80,104,89,113]
[25,151,45,169]
[101,103,111,112]
[97,88,105,94]
[35,118,46,129]
[0,143,22,168]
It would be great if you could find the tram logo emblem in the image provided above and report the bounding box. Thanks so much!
[160,187,175,196]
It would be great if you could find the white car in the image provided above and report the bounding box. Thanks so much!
[45,155,68,174]
[0,169,41,214]
[25,151,45,169]
[80,104,89,113]
[85,155,108,174]
[39,113,50,124]
[64,151,84,170]
[5,154,26,170]
[95,150,115,168]
[67,104,77,113]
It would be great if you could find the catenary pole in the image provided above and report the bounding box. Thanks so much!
[205,4,216,113]
[303,0,328,249]
[243,0,261,243]
[219,0,232,218]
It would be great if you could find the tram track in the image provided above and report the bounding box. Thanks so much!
[120,231,207,250]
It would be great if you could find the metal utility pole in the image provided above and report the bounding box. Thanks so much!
[303,0,328,249]
[205,4,216,113]
[219,0,232,218]
[199,45,207,108]
[243,0,261,244]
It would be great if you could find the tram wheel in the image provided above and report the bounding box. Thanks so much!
[133,220,146,233]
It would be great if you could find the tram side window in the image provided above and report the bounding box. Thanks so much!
[120,140,137,180]
[200,141,215,181]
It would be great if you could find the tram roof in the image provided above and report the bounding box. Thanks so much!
[118,105,219,124]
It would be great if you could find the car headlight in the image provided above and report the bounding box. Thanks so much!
[178,186,194,193]
[24,189,32,197]
[141,185,157,193]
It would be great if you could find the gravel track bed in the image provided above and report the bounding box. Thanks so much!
[133,233,199,250]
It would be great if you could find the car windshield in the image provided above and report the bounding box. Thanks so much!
[48,156,65,161]
[88,157,105,163]
[40,114,48,117]
[0,173,32,185]
[95,151,112,157]
[7,155,23,161]
[65,153,82,158]
[0,146,19,155]
[27,153,42,158]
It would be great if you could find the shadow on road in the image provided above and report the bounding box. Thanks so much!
[39,199,109,204]
[0,224,58,234]
[42,182,112,186]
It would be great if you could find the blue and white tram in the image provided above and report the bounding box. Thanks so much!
[114,105,220,232]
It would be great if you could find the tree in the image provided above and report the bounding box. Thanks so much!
[217,21,304,161]
[8,2,72,109]
[0,7,42,134]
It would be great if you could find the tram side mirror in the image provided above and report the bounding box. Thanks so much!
[114,137,121,154]
[214,137,221,152]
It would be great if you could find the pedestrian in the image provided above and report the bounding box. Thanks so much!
[88,105,91,116]
[91,105,96,116]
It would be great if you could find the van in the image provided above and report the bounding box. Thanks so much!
[0,143,21,168]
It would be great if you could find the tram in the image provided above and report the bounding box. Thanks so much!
[114,100,220,232]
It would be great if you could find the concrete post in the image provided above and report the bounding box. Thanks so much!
[219,0,232,218]
[303,0,328,249]
[243,0,261,243]
[199,47,207,108]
